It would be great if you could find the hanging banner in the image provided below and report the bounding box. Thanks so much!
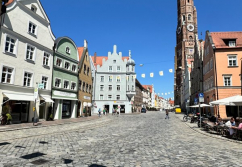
[159,71,164,76]
[169,69,173,73]
[141,74,145,78]
[150,73,154,78]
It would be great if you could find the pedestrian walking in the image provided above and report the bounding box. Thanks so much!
[103,108,106,116]
[98,108,101,117]
[165,110,169,119]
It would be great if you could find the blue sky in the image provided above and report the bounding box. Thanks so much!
[41,0,242,100]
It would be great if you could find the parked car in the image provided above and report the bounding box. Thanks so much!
[141,108,146,113]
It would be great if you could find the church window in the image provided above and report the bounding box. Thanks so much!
[183,15,186,22]
[188,14,192,21]
[189,36,193,40]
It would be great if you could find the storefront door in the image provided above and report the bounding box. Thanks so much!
[62,100,71,119]
[39,100,45,119]
[120,105,125,113]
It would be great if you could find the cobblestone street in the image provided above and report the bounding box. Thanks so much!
[0,112,241,167]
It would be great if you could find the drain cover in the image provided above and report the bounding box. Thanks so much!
[31,159,49,165]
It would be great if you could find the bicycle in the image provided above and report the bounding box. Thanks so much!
[183,114,191,122]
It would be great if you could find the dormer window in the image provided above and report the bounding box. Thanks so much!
[229,40,236,47]
[66,47,71,54]
[31,5,37,13]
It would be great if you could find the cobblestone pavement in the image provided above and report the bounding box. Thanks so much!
[0,112,241,167]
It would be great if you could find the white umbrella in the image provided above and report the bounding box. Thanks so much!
[188,104,212,108]
[210,95,242,106]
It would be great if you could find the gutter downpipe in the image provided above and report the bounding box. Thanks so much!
[212,44,219,117]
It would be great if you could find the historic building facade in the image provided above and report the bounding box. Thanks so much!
[204,31,242,118]
[175,0,198,107]
[77,40,93,117]
[52,37,79,120]
[91,45,136,114]
[133,79,143,112]
[0,0,55,123]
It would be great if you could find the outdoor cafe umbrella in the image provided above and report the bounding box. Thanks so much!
[210,95,242,119]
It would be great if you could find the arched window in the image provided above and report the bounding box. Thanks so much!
[188,14,192,21]
[189,36,193,40]
[188,0,190,3]
[183,15,186,22]
[31,5,37,13]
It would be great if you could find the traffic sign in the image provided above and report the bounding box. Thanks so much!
[199,93,204,98]
[199,97,204,103]
[194,98,198,102]
[38,83,44,89]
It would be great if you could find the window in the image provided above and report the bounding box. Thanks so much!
[188,14,191,20]
[56,58,62,67]
[87,67,89,76]
[79,80,82,90]
[70,82,76,90]
[117,85,120,91]
[89,85,92,94]
[113,60,116,63]
[109,66,113,72]
[64,62,70,70]
[108,95,112,100]
[82,82,85,92]
[55,78,61,88]
[224,76,231,86]
[117,66,121,72]
[109,85,112,91]
[229,41,236,47]
[1,66,13,84]
[100,76,104,82]
[127,76,130,82]
[72,65,76,72]
[23,72,32,87]
[26,45,35,61]
[43,52,50,66]
[132,76,134,82]
[64,80,69,89]
[100,95,104,100]
[117,95,120,100]
[28,22,37,35]
[84,64,86,74]
[132,66,134,71]
[86,83,88,92]
[132,85,135,91]
[31,5,37,12]
[41,76,48,89]
[66,47,71,54]
[100,85,104,91]
[5,36,16,54]
[128,85,130,91]
[117,76,121,82]
[228,55,237,66]
[108,76,113,82]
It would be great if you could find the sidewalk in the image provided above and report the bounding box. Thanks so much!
[0,115,100,132]
[174,113,242,144]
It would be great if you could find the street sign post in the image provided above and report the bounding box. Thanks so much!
[38,83,44,89]
[198,93,204,128]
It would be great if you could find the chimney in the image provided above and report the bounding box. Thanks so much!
[84,39,88,48]
[94,52,97,63]
[113,45,117,54]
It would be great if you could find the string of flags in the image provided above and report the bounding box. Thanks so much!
[141,69,173,78]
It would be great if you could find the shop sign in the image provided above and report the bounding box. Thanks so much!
[84,96,91,100]
[53,90,76,98]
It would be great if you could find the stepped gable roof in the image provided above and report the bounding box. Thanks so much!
[143,85,152,93]
[210,31,242,48]
[6,0,14,6]
[78,47,84,60]
[91,56,129,67]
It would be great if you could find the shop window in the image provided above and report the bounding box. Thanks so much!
[1,66,13,84]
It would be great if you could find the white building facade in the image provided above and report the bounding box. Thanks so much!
[0,0,55,123]
[91,45,136,114]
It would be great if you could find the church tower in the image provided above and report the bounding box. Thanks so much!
[175,0,198,106]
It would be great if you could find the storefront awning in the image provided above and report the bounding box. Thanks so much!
[40,95,54,103]
[3,92,34,101]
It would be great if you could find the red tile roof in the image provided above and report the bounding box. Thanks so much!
[77,47,84,60]
[143,85,153,93]
[91,56,129,67]
[211,31,242,48]
[6,0,14,6]
[169,100,174,105]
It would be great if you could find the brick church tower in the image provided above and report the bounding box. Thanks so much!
[174,0,198,106]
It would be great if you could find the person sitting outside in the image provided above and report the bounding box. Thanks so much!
[6,113,12,125]
[215,118,223,126]
[231,120,242,130]
[225,117,236,136]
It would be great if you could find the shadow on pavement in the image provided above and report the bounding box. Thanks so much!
[89,165,106,167]
[0,142,10,146]
[20,152,46,160]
